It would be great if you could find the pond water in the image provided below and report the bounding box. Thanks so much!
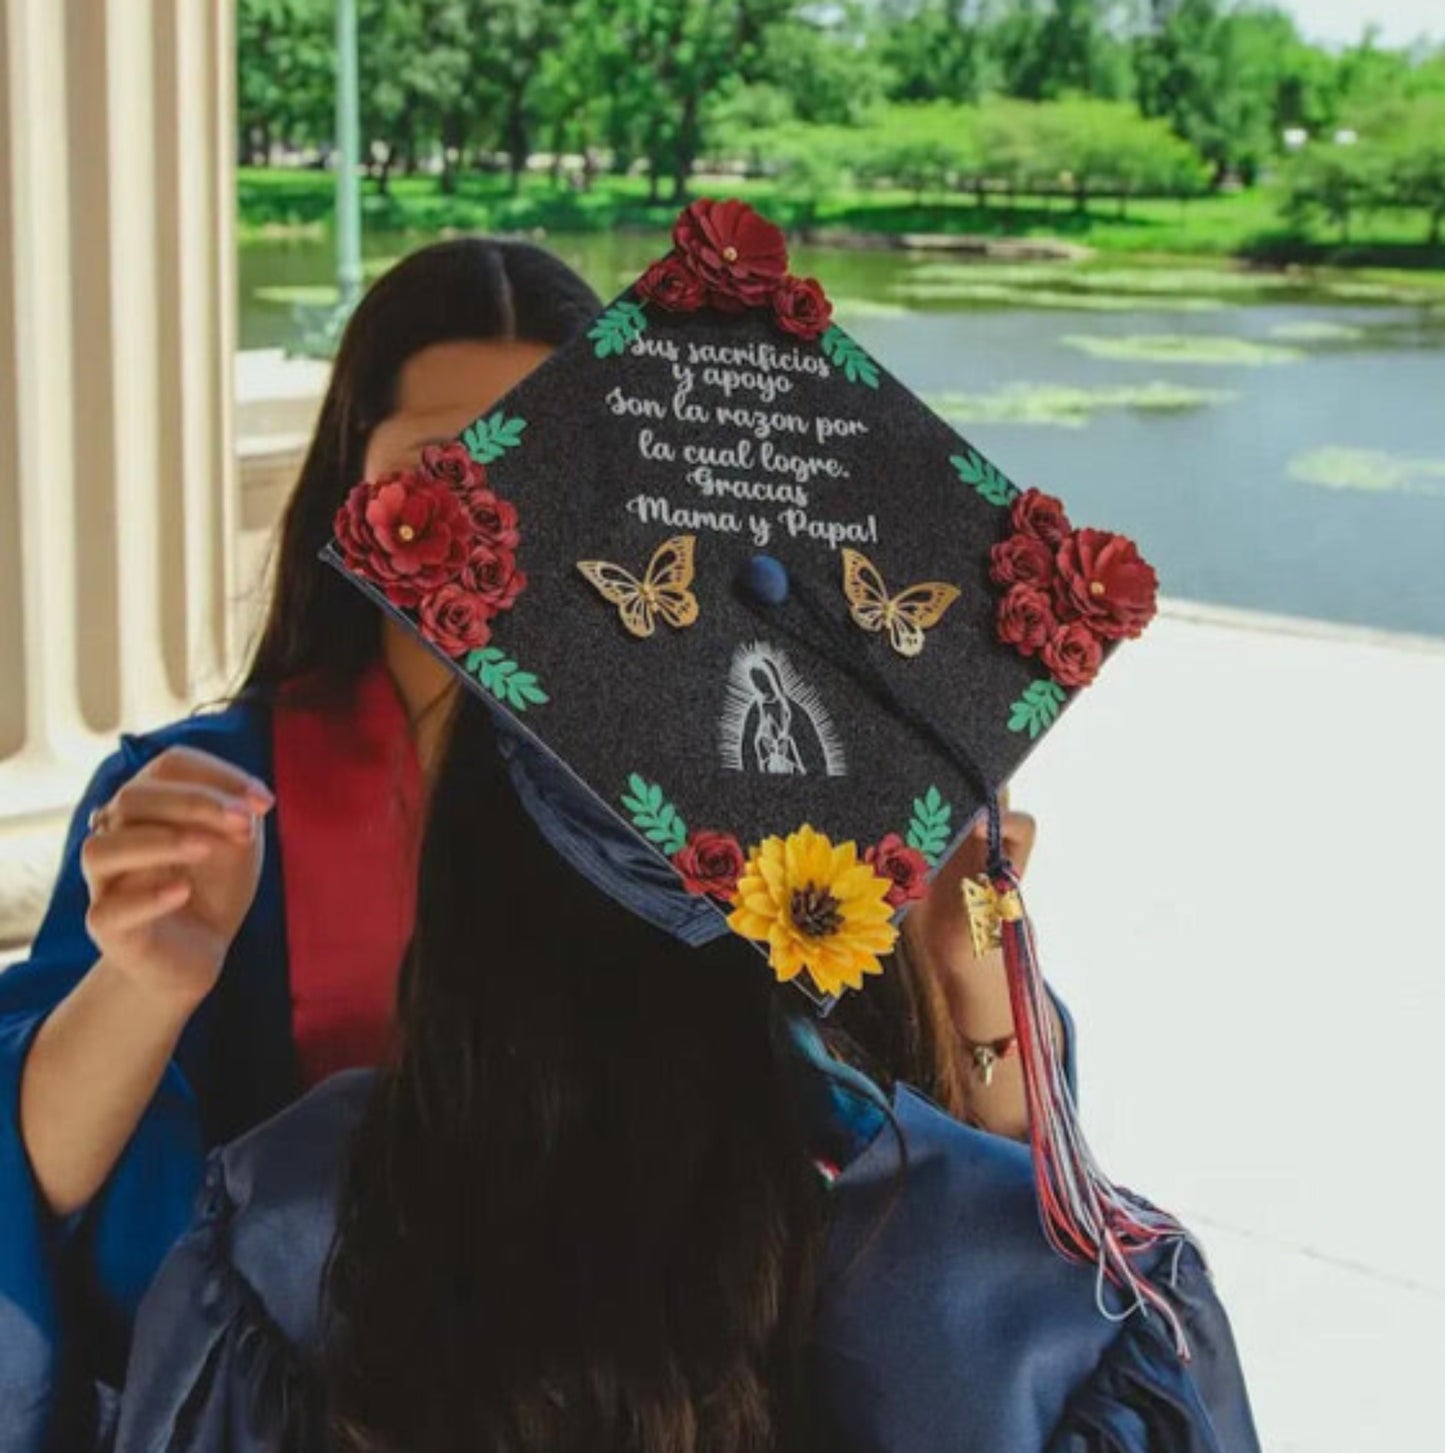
[239,232,1445,639]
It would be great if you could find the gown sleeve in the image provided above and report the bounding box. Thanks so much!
[112,1153,326,1452]
[0,745,208,1451]
[814,1087,1260,1453]
[116,1072,368,1452]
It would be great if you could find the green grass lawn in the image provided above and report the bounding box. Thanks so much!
[238,167,1445,272]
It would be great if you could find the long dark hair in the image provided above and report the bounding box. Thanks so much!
[241,238,601,703]
[324,693,828,1453]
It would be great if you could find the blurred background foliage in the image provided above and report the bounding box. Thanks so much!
[236,0,1445,262]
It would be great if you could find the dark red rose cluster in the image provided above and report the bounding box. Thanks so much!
[863,834,931,909]
[990,489,1158,689]
[333,441,527,657]
[635,199,835,342]
[673,829,746,902]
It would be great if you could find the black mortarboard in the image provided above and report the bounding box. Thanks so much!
[324,200,1187,1343]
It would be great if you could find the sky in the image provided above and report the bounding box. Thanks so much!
[1283,0,1441,47]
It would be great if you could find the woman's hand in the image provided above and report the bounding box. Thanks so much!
[907,799,1037,987]
[80,746,273,1010]
[903,798,1051,1141]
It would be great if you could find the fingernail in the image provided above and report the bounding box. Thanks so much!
[247,780,275,810]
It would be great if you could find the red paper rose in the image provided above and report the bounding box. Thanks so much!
[996,584,1057,657]
[1042,621,1105,688]
[772,274,833,340]
[673,830,746,901]
[863,834,931,909]
[460,543,527,615]
[672,198,789,310]
[989,533,1055,589]
[418,585,494,656]
[1011,489,1071,548]
[1054,528,1158,640]
[334,470,473,608]
[637,254,708,313]
[462,488,521,552]
[419,441,487,493]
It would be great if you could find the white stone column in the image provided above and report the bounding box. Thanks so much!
[0,0,237,947]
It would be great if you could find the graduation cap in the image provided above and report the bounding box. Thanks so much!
[323,199,1190,1346]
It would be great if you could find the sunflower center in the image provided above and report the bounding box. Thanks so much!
[398,524,416,542]
[1088,579,1105,597]
[791,883,844,938]
[722,245,739,262]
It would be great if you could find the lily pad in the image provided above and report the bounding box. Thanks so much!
[928,380,1236,428]
[1061,333,1304,366]
[892,279,1219,312]
[1287,446,1445,496]
[1269,320,1366,342]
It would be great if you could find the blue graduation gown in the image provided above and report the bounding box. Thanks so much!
[0,703,295,1451]
[115,1058,1260,1451]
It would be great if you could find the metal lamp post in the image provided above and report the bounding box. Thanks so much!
[334,0,363,314]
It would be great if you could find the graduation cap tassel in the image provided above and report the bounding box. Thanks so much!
[738,561,1196,1356]
[983,812,1195,1358]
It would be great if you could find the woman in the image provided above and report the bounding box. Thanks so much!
[0,239,1050,1446]
[116,689,1258,1451]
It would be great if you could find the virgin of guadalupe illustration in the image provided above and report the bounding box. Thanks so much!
[719,641,848,779]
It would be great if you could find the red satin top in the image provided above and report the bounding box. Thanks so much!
[271,664,421,1087]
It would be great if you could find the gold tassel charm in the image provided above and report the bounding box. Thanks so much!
[962,874,1024,958]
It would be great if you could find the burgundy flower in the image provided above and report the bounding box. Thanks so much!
[672,198,789,310]
[1011,489,1072,549]
[996,584,1057,657]
[636,254,708,313]
[462,488,521,552]
[1042,621,1105,689]
[863,834,931,909]
[460,543,527,615]
[419,441,487,493]
[334,470,473,608]
[418,585,494,657]
[771,274,833,340]
[989,533,1055,589]
[673,830,746,901]
[1053,528,1158,640]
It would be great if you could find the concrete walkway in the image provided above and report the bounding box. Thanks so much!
[1016,604,1445,1452]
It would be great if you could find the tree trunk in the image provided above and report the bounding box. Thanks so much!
[506,88,529,195]
[670,92,700,204]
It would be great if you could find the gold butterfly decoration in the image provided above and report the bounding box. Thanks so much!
[840,549,960,659]
[961,875,1023,958]
[576,534,700,639]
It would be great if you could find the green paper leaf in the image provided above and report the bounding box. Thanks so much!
[906,785,953,866]
[588,299,649,358]
[464,645,549,713]
[819,324,880,389]
[1007,679,1068,739]
[619,776,687,854]
[462,410,528,464]
[949,447,1019,506]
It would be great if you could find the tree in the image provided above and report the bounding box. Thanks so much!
[1374,96,1445,246]
[755,7,882,124]
[1281,140,1382,243]
[236,0,332,163]
[874,0,989,104]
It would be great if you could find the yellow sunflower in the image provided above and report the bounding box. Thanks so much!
[727,824,899,998]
